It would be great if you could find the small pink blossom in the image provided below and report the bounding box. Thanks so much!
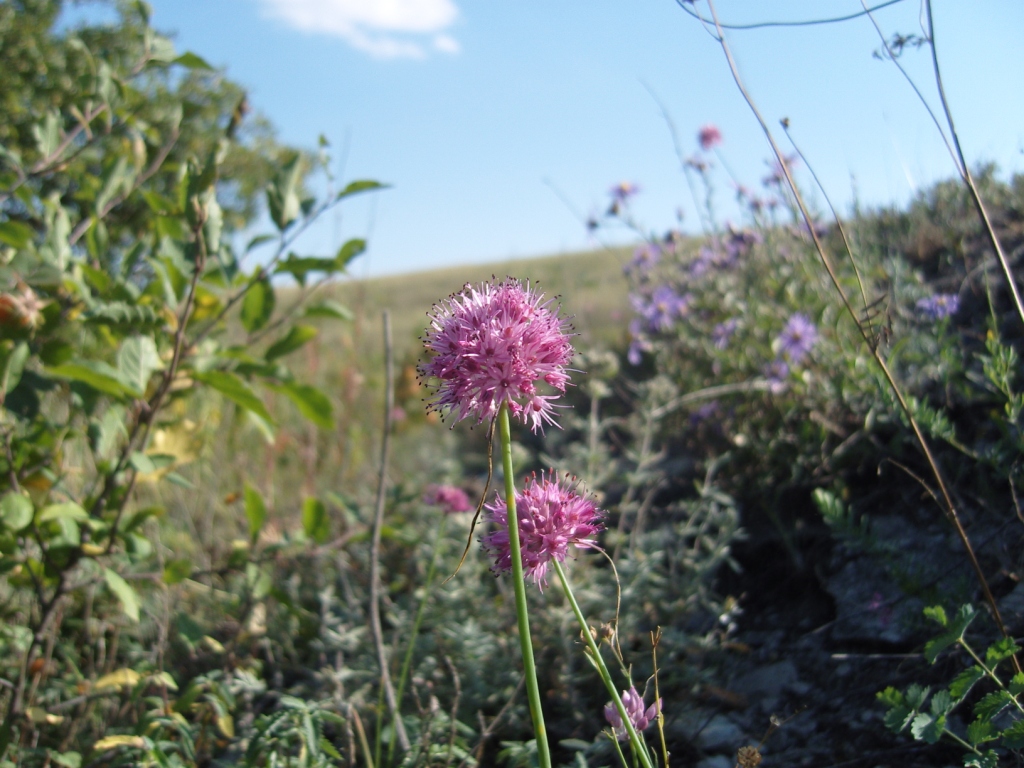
[480,471,603,587]
[423,484,473,514]
[698,123,722,151]
[419,278,575,432]
[604,686,661,741]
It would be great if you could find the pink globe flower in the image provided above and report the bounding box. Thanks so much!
[604,686,661,741]
[480,471,603,587]
[698,123,722,151]
[419,278,575,432]
[423,484,473,514]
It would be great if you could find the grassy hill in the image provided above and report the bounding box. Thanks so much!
[321,246,635,361]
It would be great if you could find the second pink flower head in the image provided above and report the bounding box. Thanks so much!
[481,471,603,587]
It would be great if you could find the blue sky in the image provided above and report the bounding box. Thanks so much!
[73,1,1024,277]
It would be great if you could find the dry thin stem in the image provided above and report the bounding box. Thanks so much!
[367,309,411,755]
[923,0,1024,330]
[701,0,1018,670]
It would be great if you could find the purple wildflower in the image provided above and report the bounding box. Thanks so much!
[623,243,661,277]
[712,318,738,350]
[627,319,652,366]
[762,153,799,187]
[690,247,717,278]
[916,293,959,320]
[423,485,473,514]
[419,278,574,432]
[633,286,690,333]
[698,124,722,152]
[480,471,603,587]
[603,686,661,741]
[684,154,709,174]
[690,400,719,425]
[777,313,818,364]
[609,182,640,202]
[764,359,790,394]
[725,225,761,260]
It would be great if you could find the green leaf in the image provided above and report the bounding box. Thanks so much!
[49,751,82,768]
[240,275,275,332]
[910,712,945,744]
[245,233,275,253]
[172,51,213,70]
[38,502,88,523]
[244,483,266,543]
[193,370,274,424]
[303,299,353,321]
[117,336,162,396]
[335,237,366,268]
[949,666,985,701]
[265,324,317,361]
[964,750,1000,768]
[1000,718,1024,749]
[162,558,191,585]
[906,684,930,710]
[319,738,342,760]
[32,110,61,158]
[335,179,388,201]
[974,690,1013,721]
[302,497,329,544]
[985,636,1020,666]
[46,361,130,398]
[923,605,948,627]
[273,253,340,284]
[266,154,303,230]
[2,342,30,394]
[967,718,997,746]
[95,156,133,216]
[0,221,34,249]
[930,689,953,716]
[1009,671,1024,697]
[103,568,140,622]
[268,381,334,430]
[0,492,33,532]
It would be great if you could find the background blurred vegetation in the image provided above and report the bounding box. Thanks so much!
[1,1,1023,767]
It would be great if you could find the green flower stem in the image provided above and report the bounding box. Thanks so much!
[387,514,449,767]
[552,559,655,768]
[499,402,552,768]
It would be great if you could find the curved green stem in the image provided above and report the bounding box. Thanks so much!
[552,559,655,768]
[499,402,552,768]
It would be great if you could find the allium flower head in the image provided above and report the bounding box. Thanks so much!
[419,279,574,432]
[777,313,818,364]
[916,293,959,320]
[604,686,661,741]
[480,471,603,587]
[698,123,722,151]
[423,484,472,514]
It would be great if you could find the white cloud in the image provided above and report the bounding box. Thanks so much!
[259,0,461,59]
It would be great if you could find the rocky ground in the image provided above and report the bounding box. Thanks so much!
[673,498,1024,768]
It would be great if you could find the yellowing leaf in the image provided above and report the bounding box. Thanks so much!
[149,671,178,691]
[93,735,145,751]
[27,706,64,725]
[216,713,235,738]
[94,668,141,691]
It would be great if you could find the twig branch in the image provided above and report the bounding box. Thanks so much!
[367,309,410,754]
